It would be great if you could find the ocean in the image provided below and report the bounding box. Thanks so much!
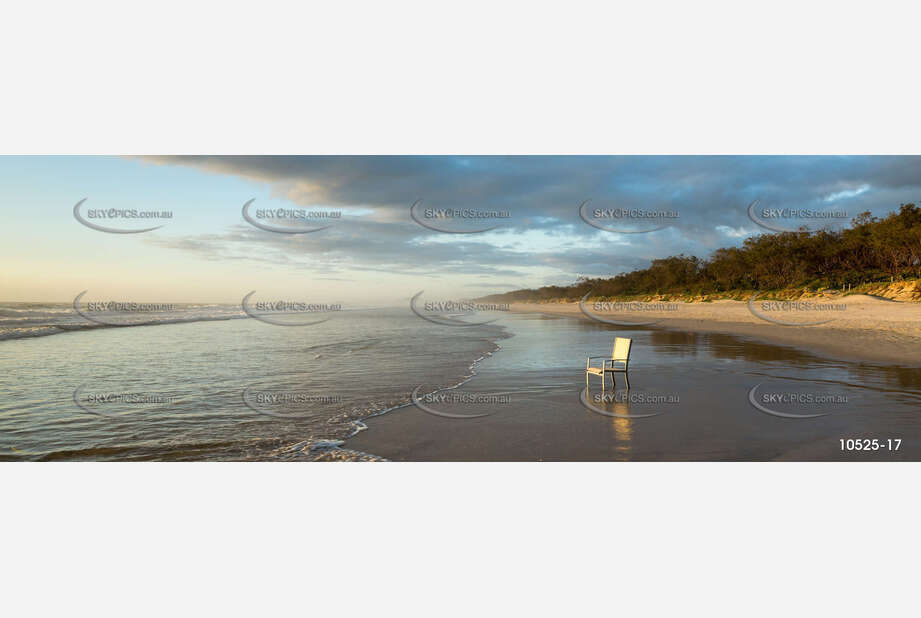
[0,303,504,461]
[3,303,920,461]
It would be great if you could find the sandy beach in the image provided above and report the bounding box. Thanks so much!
[508,295,921,366]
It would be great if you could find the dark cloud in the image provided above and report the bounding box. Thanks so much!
[140,156,921,287]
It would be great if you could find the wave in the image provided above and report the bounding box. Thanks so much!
[271,332,508,461]
[0,308,74,318]
[0,314,248,341]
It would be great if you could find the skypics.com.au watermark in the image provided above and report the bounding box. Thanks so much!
[72,384,176,417]
[242,385,343,418]
[241,291,342,326]
[242,199,340,234]
[73,291,180,326]
[747,383,849,419]
[410,291,509,327]
[747,199,850,233]
[410,385,513,419]
[579,199,679,234]
[73,198,173,234]
[410,199,510,233]
[579,290,680,326]
[748,293,847,326]
[82,301,177,312]
[579,387,678,419]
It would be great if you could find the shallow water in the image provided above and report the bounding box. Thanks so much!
[348,313,921,461]
[0,308,503,461]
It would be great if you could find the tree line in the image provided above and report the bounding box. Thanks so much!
[481,203,921,302]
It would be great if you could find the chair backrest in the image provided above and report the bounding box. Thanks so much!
[612,337,632,361]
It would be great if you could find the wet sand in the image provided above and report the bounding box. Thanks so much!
[347,313,921,461]
[508,295,921,366]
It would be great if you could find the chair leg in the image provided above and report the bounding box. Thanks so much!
[623,370,630,390]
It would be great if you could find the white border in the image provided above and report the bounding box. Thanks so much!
[3,1,920,615]
[2,1,920,154]
[4,464,918,617]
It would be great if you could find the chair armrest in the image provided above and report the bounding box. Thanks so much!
[587,356,606,370]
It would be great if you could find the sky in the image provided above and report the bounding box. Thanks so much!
[1,155,920,304]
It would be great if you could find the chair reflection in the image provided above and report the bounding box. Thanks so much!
[584,385,635,447]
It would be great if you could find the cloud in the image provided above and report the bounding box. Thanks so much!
[715,225,752,238]
[823,184,871,203]
[139,156,921,289]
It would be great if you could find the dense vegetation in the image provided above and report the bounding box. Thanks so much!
[481,204,921,302]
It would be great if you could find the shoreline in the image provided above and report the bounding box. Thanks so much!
[297,332,507,461]
[508,295,921,367]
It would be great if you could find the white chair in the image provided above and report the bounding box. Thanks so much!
[586,337,632,391]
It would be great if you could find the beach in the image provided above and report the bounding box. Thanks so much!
[5,298,920,462]
[346,309,921,461]
[507,295,921,366]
